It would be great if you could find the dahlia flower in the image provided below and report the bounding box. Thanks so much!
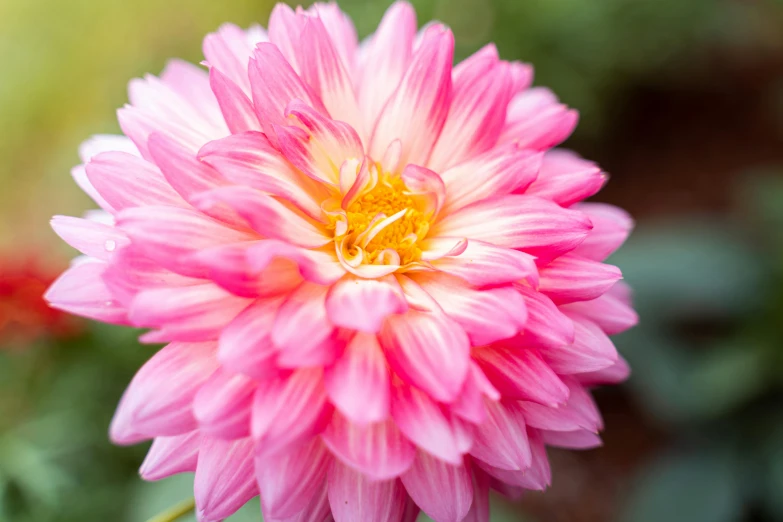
[46,2,637,521]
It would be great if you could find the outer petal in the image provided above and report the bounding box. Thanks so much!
[498,88,578,150]
[256,438,331,519]
[44,261,128,324]
[428,58,514,172]
[519,379,602,433]
[577,355,631,386]
[450,362,501,424]
[325,276,408,333]
[328,462,407,522]
[193,369,256,439]
[463,468,490,522]
[541,429,603,449]
[516,285,575,349]
[537,312,618,374]
[139,431,201,481]
[537,254,622,304]
[50,216,129,262]
[432,195,592,263]
[195,437,258,522]
[571,202,634,261]
[356,1,416,132]
[427,240,538,288]
[109,342,218,444]
[208,67,261,134]
[322,413,416,481]
[390,381,463,465]
[476,430,551,491]
[524,149,606,206]
[472,344,569,406]
[401,450,473,522]
[203,22,266,94]
[251,368,330,457]
[218,296,284,380]
[439,146,542,215]
[469,401,531,471]
[324,333,390,424]
[380,309,470,403]
[369,24,454,167]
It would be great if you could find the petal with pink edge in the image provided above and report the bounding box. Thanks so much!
[203,22,266,94]
[193,369,256,439]
[45,261,128,325]
[499,88,578,150]
[475,430,551,491]
[520,378,602,433]
[571,202,635,261]
[537,312,618,374]
[50,216,129,261]
[247,240,345,286]
[541,429,603,449]
[195,437,258,522]
[209,67,261,134]
[450,362,500,424]
[325,276,407,333]
[537,254,622,304]
[469,401,531,471]
[328,461,407,522]
[428,239,538,288]
[561,280,638,335]
[524,149,606,206]
[139,431,201,481]
[380,309,470,403]
[324,333,390,424]
[401,450,473,522]
[463,467,490,522]
[369,24,453,167]
[109,342,218,444]
[218,297,284,380]
[256,438,331,519]
[516,285,575,349]
[322,413,416,481]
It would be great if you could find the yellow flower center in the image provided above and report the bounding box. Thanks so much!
[341,175,430,265]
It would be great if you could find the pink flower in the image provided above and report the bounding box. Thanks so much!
[46,3,638,521]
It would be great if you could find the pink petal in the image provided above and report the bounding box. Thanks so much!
[193,369,256,439]
[324,333,390,424]
[576,355,631,386]
[192,186,330,249]
[401,450,473,522]
[139,432,201,481]
[195,437,258,522]
[198,130,327,220]
[247,239,345,286]
[469,401,531,471]
[308,3,358,72]
[401,164,446,217]
[328,461,407,522]
[450,362,500,424]
[298,15,364,140]
[272,283,345,368]
[428,239,538,288]
[537,254,622,304]
[72,165,113,211]
[267,3,307,72]
[462,467,490,522]
[209,67,261,133]
[325,276,408,333]
[432,195,592,263]
[472,344,569,406]
[78,134,139,162]
[390,381,463,465]
[562,281,637,335]
[116,205,254,278]
[187,241,303,298]
[524,149,606,206]
[322,413,416,481]
[356,1,416,132]
[85,151,187,211]
[276,100,364,187]
[380,310,470,403]
[413,274,527,346]
[248,43,326,146]
[428,58,514,172]
[218,296,284,380]
[369,24,454,167]
[537,312,618,374]
[203,23,266,94]
[476,430,550,491]
[160,59,224,128]
[499,88,578,150]
[519,378,602,433]
[439,146,542,215]
[541,429,603,449]
[252,368,330,458]
[516,285,575,349]
[44,261,128,324]
[109,342,218,444]
[256,438,331,519]
[571,202,634,261]
[264,481,331,522]
[129,283,252,342]
[50,216,129,261]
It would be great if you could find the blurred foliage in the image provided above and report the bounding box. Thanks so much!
[0,0,782,521]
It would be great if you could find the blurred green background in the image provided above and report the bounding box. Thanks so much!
[2,0,783,521]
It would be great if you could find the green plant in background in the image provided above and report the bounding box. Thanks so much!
[612,174,783,522]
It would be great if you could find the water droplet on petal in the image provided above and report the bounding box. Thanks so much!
[105,240,116,252]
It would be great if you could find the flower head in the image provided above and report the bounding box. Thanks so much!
[46,2,637,521]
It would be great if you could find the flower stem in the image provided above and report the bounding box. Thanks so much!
[146,497,196,522]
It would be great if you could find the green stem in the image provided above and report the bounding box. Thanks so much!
[146,497,196,522]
